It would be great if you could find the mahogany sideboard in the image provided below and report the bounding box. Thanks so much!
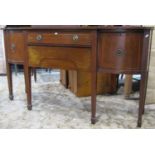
[3,25,153,127]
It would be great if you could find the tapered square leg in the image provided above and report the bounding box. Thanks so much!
[91,71,97,124]
[25,67,32,110]
[137,72,148,128]
[6,63,14,100]
[91,31,97,125]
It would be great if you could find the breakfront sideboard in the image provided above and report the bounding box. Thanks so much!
[3,25,153,127]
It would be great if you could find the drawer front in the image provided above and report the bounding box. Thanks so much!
[98,32,143,72]
[7,31,25,63]
[28,32,91,46]
[28,46,91,71]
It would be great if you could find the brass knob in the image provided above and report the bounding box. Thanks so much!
[11,43,16,50]
[72,34,79,41]
[36,34,43,41]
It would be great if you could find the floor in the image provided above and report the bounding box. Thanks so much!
[0,71,155,129]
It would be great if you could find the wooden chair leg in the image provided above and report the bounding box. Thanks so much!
[6,63,14,100]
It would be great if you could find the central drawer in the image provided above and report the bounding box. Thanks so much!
[28,32,91,46]
[28,46,91,71]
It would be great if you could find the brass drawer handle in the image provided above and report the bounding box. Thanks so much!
[72,34,79,41]
[36,34,43,41]
[11,43,16,51]
[116,49,125,56]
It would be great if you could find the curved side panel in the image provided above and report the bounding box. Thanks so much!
[98,32,143,73]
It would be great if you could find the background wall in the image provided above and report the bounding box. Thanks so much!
[0,30,6,74]
[146,26,155,104]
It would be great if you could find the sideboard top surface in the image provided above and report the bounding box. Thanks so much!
[3,25,154,31]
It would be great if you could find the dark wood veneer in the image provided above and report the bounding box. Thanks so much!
[7,30,25,63]
[98,32,143,73]
[28,46,91,71]
[28,31,91,46]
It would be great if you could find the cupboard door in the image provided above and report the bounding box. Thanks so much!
[98,32,143,73]
[7,31,25,63]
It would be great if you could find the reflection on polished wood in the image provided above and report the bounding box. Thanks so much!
[98,32,143,72]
